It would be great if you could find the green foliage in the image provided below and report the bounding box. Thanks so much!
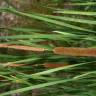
[0,0,96,96]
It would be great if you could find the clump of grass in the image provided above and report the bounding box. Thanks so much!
[0,0,96,96]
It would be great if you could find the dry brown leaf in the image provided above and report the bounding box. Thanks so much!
[1,44,96,57]
[44,63,69,68]
[7,63,26,67]
[53,47,96,57]
[0,44,45,52]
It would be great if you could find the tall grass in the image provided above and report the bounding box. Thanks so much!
[0,0,96,96]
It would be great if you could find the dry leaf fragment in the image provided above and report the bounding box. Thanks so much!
[7,63,26,67]
[44,63,69,68]
[0,44,45,52]
[53,47,96,57]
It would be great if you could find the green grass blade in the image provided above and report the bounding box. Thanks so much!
[55,9,96,16]
[32,61,96,76]
[0,78,75,96]
[0,7,95,33]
